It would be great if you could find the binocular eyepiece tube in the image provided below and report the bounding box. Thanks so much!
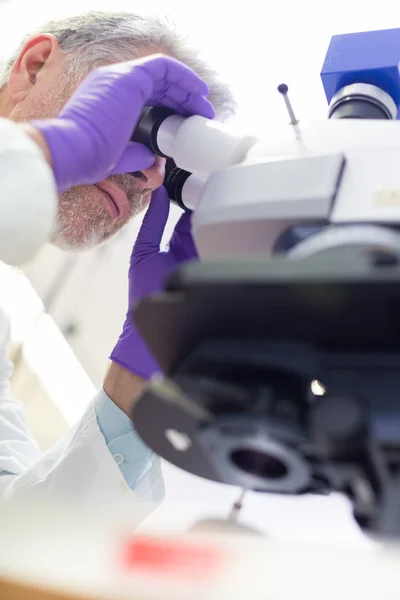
[132,107,204,212]
[132,105,259,212]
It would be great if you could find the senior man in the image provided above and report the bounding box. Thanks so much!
[0,11,234,519]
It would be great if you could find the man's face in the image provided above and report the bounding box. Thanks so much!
[7,57,165,251]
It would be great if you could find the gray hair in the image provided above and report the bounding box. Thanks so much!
[0,11,235,120]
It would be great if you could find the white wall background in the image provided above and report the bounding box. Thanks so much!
[0,0,397,543]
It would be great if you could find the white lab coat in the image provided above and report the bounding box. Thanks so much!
[0,119,57,266]
[0,118,163,522]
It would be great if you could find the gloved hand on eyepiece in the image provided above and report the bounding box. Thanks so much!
[31,55,215,193]
[110,185,198,380]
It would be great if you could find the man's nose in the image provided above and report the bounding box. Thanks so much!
[132,156,166,192]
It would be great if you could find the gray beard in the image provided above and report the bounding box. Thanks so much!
[51,176,143,252]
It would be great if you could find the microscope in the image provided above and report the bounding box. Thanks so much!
[131,28,400,540]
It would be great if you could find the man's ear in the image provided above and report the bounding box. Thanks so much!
[7,34,60,102]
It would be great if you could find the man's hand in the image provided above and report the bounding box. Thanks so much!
[103,363,147,417]
[31,55,215,193]
[20,124,53,167]
[104,185,198,415]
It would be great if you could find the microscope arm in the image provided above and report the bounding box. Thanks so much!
[189,118,400,260]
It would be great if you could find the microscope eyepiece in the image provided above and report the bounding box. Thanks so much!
[164,159,192,211]
[132,107,206,212]
[131,105,258,211]
[132,106,177,157]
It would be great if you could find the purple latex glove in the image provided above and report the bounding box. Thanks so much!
[32,55,215,193]
[110,185,198,380]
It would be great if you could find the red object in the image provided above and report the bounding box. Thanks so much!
[121,536,224,580]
